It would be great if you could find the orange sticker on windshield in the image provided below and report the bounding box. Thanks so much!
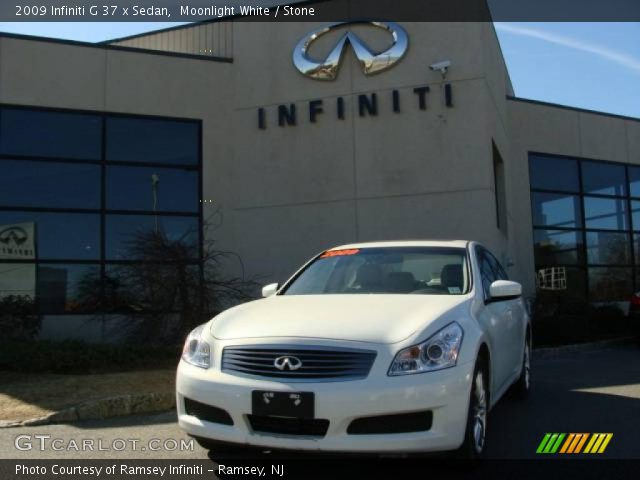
[320,249,360,258]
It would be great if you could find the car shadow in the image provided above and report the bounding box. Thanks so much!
[487,345,640,458]
[205,345,640,462]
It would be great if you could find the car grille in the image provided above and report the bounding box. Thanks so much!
[221,345,377,381]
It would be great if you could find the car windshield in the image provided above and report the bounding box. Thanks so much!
[282,247,470,295]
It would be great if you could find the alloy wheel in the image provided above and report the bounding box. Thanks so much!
[472,370,487,453]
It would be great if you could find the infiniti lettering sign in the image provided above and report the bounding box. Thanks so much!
[293,21,409,80]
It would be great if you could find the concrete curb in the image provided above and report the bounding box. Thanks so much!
[0,392,175,429]
[532,336,635,359]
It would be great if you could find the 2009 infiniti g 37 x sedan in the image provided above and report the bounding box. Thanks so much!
[176,240,531,458]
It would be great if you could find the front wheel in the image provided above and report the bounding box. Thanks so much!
[456,361,488,459]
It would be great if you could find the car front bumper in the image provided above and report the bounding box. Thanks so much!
[176,359,475,453]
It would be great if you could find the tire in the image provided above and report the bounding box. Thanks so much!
[511,334,531,399]
[456,361,489,460]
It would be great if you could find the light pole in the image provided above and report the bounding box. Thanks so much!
[151,174,160,234]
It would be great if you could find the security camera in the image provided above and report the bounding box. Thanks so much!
[430,60,451,77]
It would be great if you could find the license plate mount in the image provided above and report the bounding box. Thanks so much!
[251,391,314,419]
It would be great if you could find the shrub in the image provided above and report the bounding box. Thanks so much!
[531,292,632,347]
[0,295,40,341]
[0,340,182,374]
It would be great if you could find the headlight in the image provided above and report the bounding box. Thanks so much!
[388,322,463,376]
[181,325,211,369]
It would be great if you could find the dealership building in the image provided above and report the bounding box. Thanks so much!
[0,16,639,341]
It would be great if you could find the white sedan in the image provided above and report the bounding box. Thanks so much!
[176,240,531,458]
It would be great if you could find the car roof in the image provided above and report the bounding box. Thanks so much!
[329,240,472,250]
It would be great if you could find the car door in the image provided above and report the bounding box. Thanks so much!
[483,249,525,380]
[475,246,514,394]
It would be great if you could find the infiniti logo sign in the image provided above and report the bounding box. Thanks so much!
[273,356,303,371]
[0,222,36,260]
[0,226,28,245]
[293,21,409,80]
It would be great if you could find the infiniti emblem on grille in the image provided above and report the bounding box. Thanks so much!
[273,356,303,371]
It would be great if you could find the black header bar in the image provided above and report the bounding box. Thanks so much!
[2,0,640,22]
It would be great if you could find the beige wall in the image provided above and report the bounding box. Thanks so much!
[221,21,514,283]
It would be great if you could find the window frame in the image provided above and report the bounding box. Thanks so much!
[529,152,638,302]
[0,103,203,315]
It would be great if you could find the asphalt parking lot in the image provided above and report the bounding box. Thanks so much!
[1,344,638,464]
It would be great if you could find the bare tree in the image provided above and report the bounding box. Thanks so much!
[78,208,260,343]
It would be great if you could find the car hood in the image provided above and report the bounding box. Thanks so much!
[209,294,470,345]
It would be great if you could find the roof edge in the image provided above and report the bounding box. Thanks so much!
[507,95,640,123]
[102,0,330,45]
[0,31,232,63]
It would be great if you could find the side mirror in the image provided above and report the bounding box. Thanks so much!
[488,280,522,301]
[262,283,279,298]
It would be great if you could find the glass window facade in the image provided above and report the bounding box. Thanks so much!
[105,214,200,260]
[105,117,199,165]
[106,165,199,212]
[530,153,637,302]
[0,160,101,209]
[0,211,100,260]
[0,105,201,315]
[529,154,580,193]
[0,107,102,160]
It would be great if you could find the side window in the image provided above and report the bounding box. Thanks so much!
[485,250,509,281]
[476,248,497,298]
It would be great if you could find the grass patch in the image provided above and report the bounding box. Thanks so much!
[0,369,175,422]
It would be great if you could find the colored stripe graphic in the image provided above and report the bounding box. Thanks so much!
[567,433,582,453]
[536,433,565,453]
[550,433,566,453]
[597,433,613,453]
[583,433,598,453]
[584,433,614,454]
[559,433,575,453]
[573,433,589,453]
[536,433,552,453]
[538,433,613,454]
[544,433,559,453]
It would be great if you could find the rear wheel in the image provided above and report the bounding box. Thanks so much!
[511,334,531,399]
[456,361,488,459]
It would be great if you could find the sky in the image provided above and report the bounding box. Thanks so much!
[0,22,638,118]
